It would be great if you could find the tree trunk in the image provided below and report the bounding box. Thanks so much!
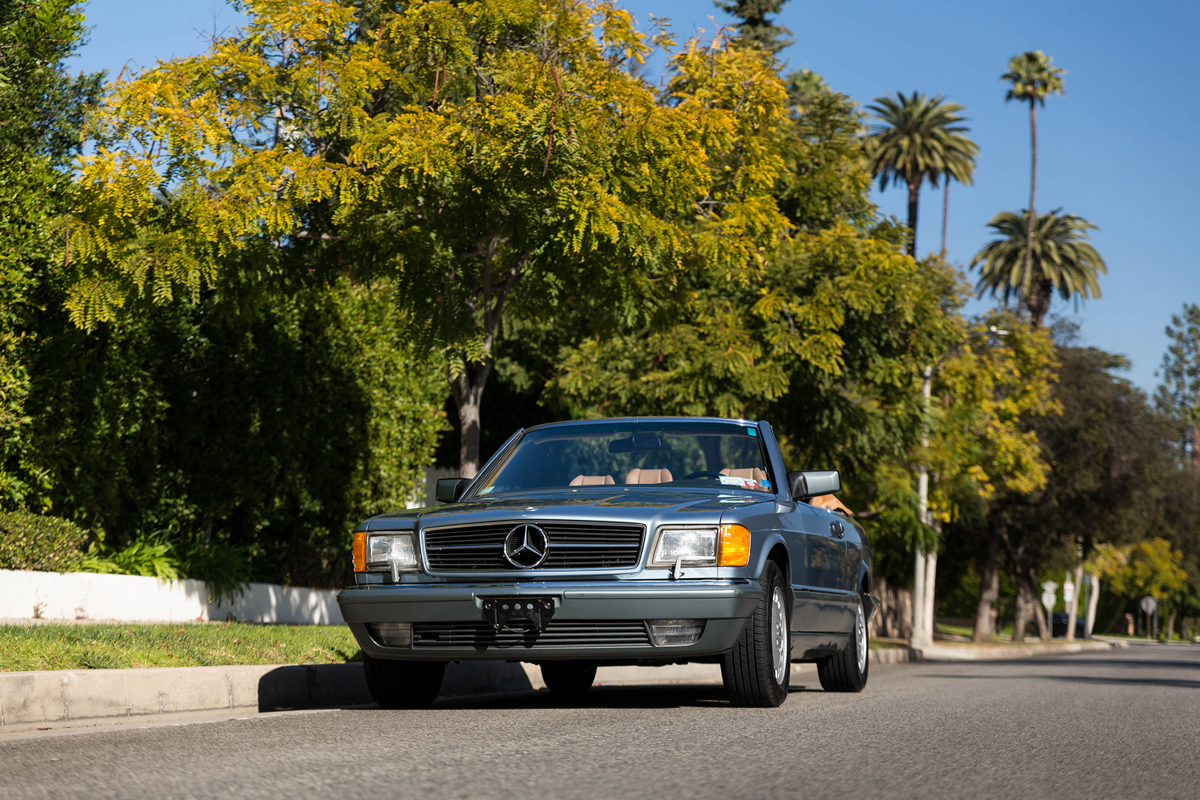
[941,179,949,255]
[450,361,492,478]
[1012,577,1033,643]
[906,178,920,257]
[1031,571,1050,642]
[1027,277,1053,328]
[923,549,937,639]
[1024,99,1037,279]
[1166,610,1176,640]
[1065,552,1084,642]
[446,237,523,478]
[1013,564,1048,642]
[1084,573,1100,638]
[973,517,1002,642]
[1191,425,1200,469]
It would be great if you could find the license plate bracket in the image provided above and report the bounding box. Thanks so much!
[481,596,555,632]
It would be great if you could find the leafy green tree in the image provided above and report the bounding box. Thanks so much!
[866,92,978,257]
[982,337,1172,639]
[1002,50,1065,274]
[0,0,102,507]
[972,209,1106,328]
[1090,539,1188,632]
[68,0,790,478]
[922,311,1059,641]
[29,276,447,587]
[1156,303,1200,468]
[715,0,794,54]
[549,77,972,589]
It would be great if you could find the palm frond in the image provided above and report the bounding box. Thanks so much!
[971,209,1106,318]
[866,91,979,191]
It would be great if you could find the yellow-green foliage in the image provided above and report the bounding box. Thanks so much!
[1089,539,1188,603]
[926,308,1061,525]
[68,0,789,346]
[0,512,88,572]
[0,621,360,671]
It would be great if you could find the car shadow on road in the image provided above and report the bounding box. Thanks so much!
[924,673,1200,689]
[1001,657,1200,670]
[426,681,824,710]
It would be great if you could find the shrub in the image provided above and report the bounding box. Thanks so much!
[0,512,88,572]
[179,540,253,605]
[78,533,182,581]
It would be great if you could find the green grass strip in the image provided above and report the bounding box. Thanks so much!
[0,622,362,672]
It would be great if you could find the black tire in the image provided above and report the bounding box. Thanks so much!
[540,661,598,696]
[721,560,790,707]
[362,654,446,709]
[816,593,869,693]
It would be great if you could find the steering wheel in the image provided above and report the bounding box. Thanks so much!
[682,471,723,480]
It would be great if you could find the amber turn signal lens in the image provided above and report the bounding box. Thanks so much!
[352,530,367,573]
[718,524,751,567]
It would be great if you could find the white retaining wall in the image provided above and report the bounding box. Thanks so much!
[0,569,343,625]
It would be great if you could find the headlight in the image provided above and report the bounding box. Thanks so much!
[367,533,419,577]
[653,527,717,565]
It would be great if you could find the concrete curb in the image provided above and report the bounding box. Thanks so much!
[0,639,1100,733]
[915,639,1123,662]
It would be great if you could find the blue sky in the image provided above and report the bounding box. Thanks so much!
[73,0,1198,392]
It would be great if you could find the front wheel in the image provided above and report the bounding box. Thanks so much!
[362,654,446,709]
[722,560,790,707]
[816,594,869,692]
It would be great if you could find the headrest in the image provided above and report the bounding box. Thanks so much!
[624,468,673,485]
[569,474,615,486]
[720,468,767,481]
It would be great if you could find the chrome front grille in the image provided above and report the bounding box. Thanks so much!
[422,521,644,572]
[412,620,652,649]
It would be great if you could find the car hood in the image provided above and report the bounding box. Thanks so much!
[361,489,770,531]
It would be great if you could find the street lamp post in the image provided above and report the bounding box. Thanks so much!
[910,326,1008,650]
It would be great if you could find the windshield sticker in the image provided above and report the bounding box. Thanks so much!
[747,428,757,436]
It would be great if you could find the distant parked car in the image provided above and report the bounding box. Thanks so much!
[1051,613,1085,638]
[338,416,878,709]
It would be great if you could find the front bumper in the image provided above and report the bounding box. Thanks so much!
[338,579,761,662]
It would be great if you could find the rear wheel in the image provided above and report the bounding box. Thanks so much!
[362,654,446,709]
[722,560,790,707]
[816,594,869,692]
[540,661,598,696]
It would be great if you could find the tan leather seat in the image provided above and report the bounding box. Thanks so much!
[720,468,767,481]
[624,468,673,485]
[569,474,615,486]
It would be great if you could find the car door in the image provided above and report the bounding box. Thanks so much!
[776,501,819,633]
[804,505,857,632]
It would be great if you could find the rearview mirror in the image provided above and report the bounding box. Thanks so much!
[435,477,472,503]
[608,435,662,454]
[787,470,841,501]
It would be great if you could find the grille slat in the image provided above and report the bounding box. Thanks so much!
[423,522,644,572]
[412,620,652,649]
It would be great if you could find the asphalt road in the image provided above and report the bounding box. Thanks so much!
[2,642,1197,800]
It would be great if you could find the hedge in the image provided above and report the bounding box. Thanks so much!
[0,512,89,572]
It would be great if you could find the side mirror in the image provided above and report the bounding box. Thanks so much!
[787,470,841,501]
[435,477,472,503]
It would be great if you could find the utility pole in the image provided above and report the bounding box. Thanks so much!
[912,365,933,648]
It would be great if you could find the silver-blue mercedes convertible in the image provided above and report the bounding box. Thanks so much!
[337,417,877,708]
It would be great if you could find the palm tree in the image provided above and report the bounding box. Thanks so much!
[867,92,978,257]
[1002,51,1065,275]
[972,209,1106,328]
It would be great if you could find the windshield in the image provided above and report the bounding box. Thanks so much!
[472,421,774,497]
